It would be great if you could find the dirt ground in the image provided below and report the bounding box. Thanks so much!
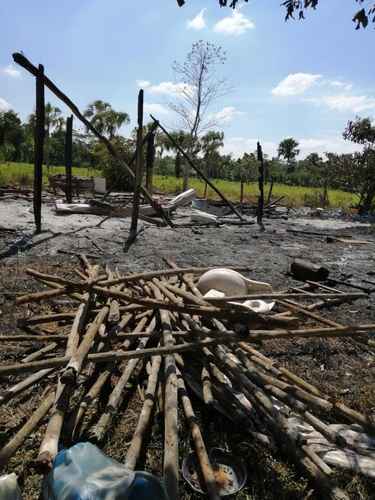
[0,197,374,499]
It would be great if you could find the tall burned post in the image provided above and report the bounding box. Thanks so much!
[145,129,155,194]
[257,141,265,231]
[126,89,144,249]
[65,115,73,203]
[34,64,45,234]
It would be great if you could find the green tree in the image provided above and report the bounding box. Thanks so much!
[278,138,300,166]
[199,130,224,178]
[340,116,375,212]
[84,100,130,139]
[169,40,229,189]
[159,130,192,179]
[0,110,24,162]
[28,103,64,169]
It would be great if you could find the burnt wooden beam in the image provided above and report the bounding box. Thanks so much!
[257,141,265,231]
[65,115,73,203]
[34,64,45,234]
[145,130,155,193]
[126,90,144,249]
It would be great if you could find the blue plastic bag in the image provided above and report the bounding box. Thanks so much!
[43,442,168,500]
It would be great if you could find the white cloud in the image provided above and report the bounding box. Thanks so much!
[211,106,244,124]
[298,137,362,156]
[187,8,206,30]
[3,64,21,78]
[221,137,277,159]
[214,10,255,36]
[136,80,151,89]
[0,97,11,111]
[328,80,353,92]
[143,81,193,98]
[311,94,375,113]
[272,73,322,97]
[144,103,169,116]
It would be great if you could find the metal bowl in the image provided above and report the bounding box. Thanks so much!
[182,447,247,496]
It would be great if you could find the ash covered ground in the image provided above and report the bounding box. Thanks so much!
[0,197,374,499]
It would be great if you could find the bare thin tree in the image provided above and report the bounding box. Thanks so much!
[169,40,230,189]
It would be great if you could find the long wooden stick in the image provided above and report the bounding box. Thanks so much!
[16,287,69,305]
[0,368,55,405]
[61,306,109,383]
[21,343,57,363]
[36,268,97,470]
[18,312,75,326]
[99,265,253,288]
[125,353,162,470]
[2,321,375,377]
[177,369,220,500]
[205,292,366,303]
[90,316,155,441]
[0,391,55,467]
[151,282,179,500]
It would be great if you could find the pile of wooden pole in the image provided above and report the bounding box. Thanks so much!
[1,257,374,499]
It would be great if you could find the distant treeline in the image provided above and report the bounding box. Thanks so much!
[1,105,375,211]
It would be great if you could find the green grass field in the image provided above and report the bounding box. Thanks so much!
[0,161,357,208]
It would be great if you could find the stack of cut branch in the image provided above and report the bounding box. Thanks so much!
[1,259,374,499]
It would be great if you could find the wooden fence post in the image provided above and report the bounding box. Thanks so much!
[126,90,144,248]
[34,64,45,234]
[240,170,244,212]
[65,115,73,203]
[145,130,155,194]
[257,141,265,230]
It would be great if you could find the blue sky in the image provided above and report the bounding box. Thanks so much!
[0,0,374,158]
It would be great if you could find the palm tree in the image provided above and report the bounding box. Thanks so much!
[28,103,64,171]
[45,103,64,170]
[84,100,130,140]
[278,137,300,164]
[161,130,192,180]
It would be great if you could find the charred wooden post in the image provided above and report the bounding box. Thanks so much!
[240,174,244,212]
[145,130,155,194]
[65,115,73,203]
[256,141,265,231]
[34,64,45,234]
[267,177,274,205]
[126,90,144,249]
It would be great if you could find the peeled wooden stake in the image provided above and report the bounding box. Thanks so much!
[177,368,220,500]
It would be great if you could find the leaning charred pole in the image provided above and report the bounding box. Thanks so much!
[150,115,244,221]
[65,115,73,203]
[257,141,265,231]
[126,90,144,249]
[34,64,45,234]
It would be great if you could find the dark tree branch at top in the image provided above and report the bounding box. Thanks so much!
[176,0,247,7]
[176,0,375,29]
